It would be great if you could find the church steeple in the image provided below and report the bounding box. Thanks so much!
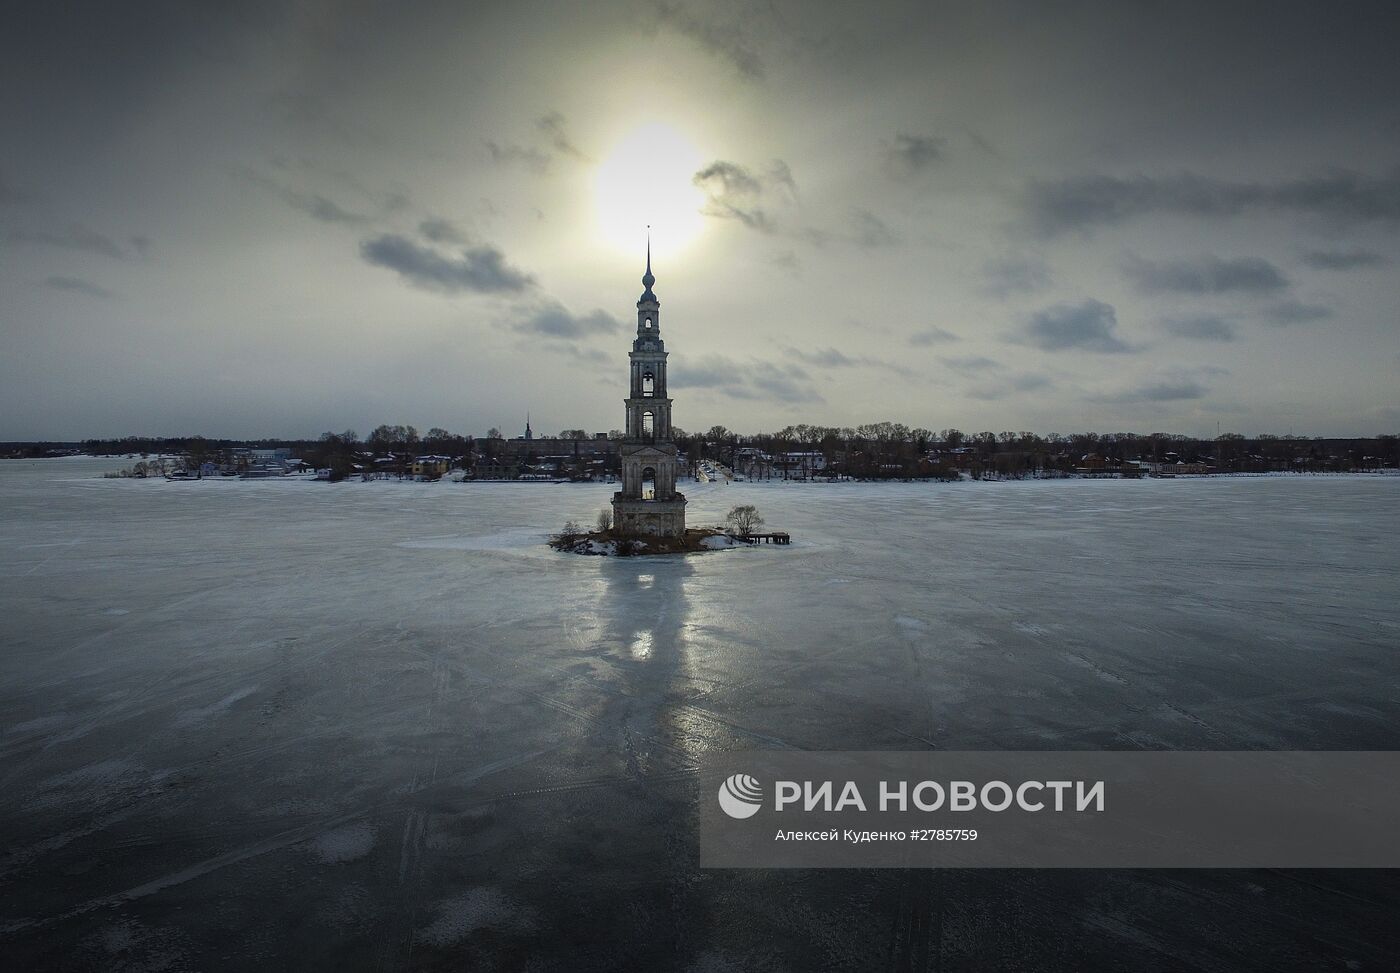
[612,232,686,537]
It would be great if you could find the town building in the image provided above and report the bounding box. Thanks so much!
[474,433,619,479]
[411,455,452,479]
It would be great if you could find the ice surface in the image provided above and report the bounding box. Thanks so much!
[305,822,377,865]
[415,887,534,945]
[1,458,1398,969]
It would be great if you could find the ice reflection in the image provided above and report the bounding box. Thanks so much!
[600,556,697,762]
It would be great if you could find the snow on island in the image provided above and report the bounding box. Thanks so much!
[549,528,755,557]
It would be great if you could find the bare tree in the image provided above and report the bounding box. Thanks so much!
[559,520,581,545]
[595,508,613,532]
[724,504,763,536]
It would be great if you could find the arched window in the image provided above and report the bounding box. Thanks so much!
[644,317,653,329]
[642,373,654,397]
[641,411,654,438]
[641,466,657,500]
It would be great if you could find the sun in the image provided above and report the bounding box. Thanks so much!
[594,122,706,255]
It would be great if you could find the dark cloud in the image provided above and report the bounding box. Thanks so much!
[1161,314,1237,342]
[981,254,1051,298]
[692,159,824,244]
[44,275,112,298]
[360,235,535,294]
[1301,248,1387,270]
[1124,254,1287,295]
[791,347,855,367]
[693,160,782,233]
[536,112,588,161]
[887,133,945,174]
[653,2,764,79]
[908,327,960,346]
[237,169,368,224]
[670,356,821,403]
[695,160,762,197]
[513,302,619,338]
[419,218,465,244]
[1025,168,1400,237]
[10,224,132,260]
[1017,299,1133,353]
[1265,300,1333,325]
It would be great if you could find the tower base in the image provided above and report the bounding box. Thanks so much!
[612,493,687,538]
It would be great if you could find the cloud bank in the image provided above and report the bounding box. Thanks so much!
[360,235,535,294]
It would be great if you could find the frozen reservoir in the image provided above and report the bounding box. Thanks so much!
[2,458,1398,969]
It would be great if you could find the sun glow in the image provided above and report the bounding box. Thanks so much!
[594,123,706,255]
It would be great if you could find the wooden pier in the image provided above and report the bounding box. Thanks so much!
[740,532,791,545]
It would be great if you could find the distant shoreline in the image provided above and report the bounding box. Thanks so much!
[7,460,1395,481]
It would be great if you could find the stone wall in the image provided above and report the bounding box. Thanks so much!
[612,494,688,538]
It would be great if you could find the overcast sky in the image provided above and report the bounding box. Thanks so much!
[3,0,1398,440]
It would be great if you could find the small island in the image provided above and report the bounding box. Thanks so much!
[551,504,785,556]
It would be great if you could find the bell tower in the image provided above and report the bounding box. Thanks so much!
[612,233,687,537]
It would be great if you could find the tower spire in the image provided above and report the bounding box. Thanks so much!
[640,226,656,302]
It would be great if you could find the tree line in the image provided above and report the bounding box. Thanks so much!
[9,423,1394,476]
[668,425,1400,478]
